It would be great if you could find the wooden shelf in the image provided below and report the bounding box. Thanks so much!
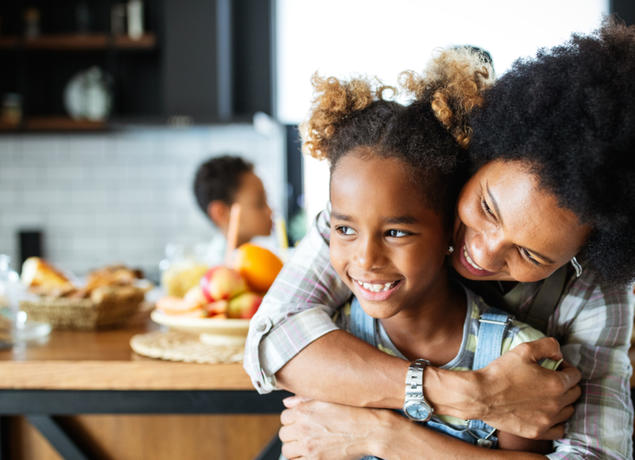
[0,36,19,48]
[114,34,157,49]
[0,120,21,131]
[24,116,108,132]
[0,33,156,51]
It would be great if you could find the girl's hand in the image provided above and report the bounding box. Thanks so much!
[279,396,394,459]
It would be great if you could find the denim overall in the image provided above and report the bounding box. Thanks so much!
[349,297,511,459]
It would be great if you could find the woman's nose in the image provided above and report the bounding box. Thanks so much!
[471,228,506,271]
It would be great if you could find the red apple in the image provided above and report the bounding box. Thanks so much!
[200,266,247,302]
[227,292,262,319]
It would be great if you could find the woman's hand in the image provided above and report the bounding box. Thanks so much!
[279,396,393,459]
[468,337,581,439]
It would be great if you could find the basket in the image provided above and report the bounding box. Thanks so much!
[20,285,145,330]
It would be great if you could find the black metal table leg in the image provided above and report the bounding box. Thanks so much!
[254,433,282,460]
[0,416,9,460]
[26,415,90,460]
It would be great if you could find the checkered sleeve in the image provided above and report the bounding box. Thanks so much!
[547,274,634,460]
[243,208,352,393]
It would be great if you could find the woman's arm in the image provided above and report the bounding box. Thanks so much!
[277,330,580,438]
[244,208,581,438]
[544,274,634,459]
[279,397,550,459]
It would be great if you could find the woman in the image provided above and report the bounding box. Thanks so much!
[246,20,635,458]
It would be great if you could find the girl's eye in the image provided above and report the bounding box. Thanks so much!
[519,247,542,266]
[386,229,410,238]
[335,225,355,236]
[481,197,496,220]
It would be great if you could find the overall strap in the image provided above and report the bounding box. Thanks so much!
[350,297,377,348]
[523,264,569,333]
[468,307,513,446]
[473,308,512,370]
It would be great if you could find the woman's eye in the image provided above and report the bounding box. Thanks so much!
[335,225,355,236]
[519,247,542,266]
[481,197,496,220]
[386,229,409,238]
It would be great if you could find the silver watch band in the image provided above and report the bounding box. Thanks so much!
[405,358,430,397]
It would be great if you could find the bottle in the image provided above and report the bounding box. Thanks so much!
[126,0,144,40]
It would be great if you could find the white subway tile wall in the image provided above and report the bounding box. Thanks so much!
[0,125,286,280]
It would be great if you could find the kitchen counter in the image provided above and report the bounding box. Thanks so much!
[0,317,284,460]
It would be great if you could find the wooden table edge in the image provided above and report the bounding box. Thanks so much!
[0,361,256,390]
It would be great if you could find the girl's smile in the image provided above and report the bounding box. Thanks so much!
[349,277,403,302]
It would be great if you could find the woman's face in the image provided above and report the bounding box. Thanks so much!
[450,160,591,283]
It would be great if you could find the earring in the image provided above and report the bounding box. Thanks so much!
[570,256,583,278]
[447,245,455,255]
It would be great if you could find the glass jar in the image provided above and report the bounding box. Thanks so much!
[159,243,215,298]
[0,255,51,344]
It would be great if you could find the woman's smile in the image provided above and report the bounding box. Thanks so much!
[458,244,495,277]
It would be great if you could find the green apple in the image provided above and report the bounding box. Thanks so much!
[227,292,262,319]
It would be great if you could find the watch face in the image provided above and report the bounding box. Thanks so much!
[404,401,432,421]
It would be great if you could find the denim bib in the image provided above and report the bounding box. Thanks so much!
[350,297,511,458]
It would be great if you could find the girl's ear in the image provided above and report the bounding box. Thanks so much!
[207,200,231,229]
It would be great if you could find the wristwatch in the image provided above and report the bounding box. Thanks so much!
[403,358,434,422]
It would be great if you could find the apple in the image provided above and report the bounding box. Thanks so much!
[205,299,228,316]
[200,266,247,302]
[183,285,207,306]
[227,292,262,319]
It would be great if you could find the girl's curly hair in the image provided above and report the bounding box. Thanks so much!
[469,18,635,285]
[300,47,494,226]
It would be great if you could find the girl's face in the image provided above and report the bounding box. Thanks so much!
[450,160,591,283]
[329,151,450,319]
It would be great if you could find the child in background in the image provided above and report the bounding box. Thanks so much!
[193,155,273,247]
[289,48,559,455]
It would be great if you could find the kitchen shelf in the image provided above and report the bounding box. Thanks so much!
[0,37,19,48]
[0,116,108,133]
[27,116,107,131]
[0,33,156,51]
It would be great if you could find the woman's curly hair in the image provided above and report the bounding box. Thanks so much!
[300,47,494,226]
[469,18,635,284]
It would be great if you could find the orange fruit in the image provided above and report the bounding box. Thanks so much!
[233,243,283,293]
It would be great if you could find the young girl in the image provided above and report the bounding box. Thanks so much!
[290,48,559,455]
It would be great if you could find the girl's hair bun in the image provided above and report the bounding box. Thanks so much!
[301,73,393,160]
[400,46,495,148]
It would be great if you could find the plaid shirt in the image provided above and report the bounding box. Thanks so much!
[244,208,635,459]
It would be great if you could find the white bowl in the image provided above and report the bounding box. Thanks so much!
[150,310,249,346]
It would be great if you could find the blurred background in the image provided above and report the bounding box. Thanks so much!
[0,0,632,281]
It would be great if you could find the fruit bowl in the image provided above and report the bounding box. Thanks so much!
[150,310,250,346]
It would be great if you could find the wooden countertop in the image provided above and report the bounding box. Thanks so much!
[0,317,254,391]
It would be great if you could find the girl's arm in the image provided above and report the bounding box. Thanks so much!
[279,397,551,459]
[244,209,580,438]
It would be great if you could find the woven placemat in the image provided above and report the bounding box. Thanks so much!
[130,330,244,364]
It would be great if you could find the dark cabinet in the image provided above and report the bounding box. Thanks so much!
[0,0,272,131]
